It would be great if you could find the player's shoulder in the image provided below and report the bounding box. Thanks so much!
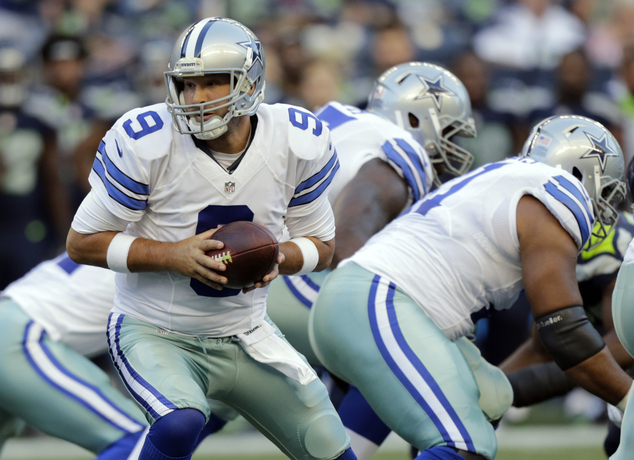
[107,103,174,160]
[258,102,331,161]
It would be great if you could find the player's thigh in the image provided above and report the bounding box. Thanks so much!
[0,300,146,454]
[0,409,24,456]
[108,313,213,424]
[310,264,496,459]
[223,321,349,460]
[267,272,329,367]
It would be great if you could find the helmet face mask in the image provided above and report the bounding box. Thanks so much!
[367,62,476,185]
[164,18,265,140]
[0,46,27,109]
[521,115,626,248]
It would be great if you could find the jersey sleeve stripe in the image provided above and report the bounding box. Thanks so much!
[289,159,340,207]
[294,151,338,195]
[395,139,428,195]
[92,158,147,210]
[553,175,592,217]
[98,141,150,195]
[382,141,422,201]
[544,181,592,245]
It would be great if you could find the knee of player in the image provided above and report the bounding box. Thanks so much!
[299,408,351,460]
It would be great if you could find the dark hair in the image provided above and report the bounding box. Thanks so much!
[41,34,87,62]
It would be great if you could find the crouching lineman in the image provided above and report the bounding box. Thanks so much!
[308,115,632,460]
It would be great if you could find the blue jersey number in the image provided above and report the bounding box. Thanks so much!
[316,104,357,131]
[414,162,508,216]
[190,205,254,298]
[288,108,323,137]
[123,111,164,140]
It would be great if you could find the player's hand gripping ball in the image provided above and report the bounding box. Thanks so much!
[206,221,280,289]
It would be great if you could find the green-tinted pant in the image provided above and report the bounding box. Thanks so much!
[309,264,497,459]
[0,299,146,454]
[108,312,351,460]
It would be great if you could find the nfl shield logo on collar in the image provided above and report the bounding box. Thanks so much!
[225,181,236,194]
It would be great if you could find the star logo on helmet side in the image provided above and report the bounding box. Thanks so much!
[415,75,454,110]
[581,132,618,173]
[238,38,264,70]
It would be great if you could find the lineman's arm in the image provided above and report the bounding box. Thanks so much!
[517,195,632,405]
[330,158,408,267]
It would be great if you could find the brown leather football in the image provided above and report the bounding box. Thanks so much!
[206,221,279,289]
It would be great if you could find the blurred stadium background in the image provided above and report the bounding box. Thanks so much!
[2,0,634,458]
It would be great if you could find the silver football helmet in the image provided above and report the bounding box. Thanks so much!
[367,62,476,185]
[164,17,265,140]
[521,115,626,245]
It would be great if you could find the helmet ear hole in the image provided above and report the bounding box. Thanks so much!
[572,166,583,181]
[408,113,419,128]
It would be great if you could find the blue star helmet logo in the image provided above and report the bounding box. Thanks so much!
[581,131,619,173]
[415,75,454,110]
[238,37,264,70]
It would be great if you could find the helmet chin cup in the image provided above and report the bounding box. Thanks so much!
[188,115,227,140]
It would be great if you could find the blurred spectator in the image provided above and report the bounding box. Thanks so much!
[586,0,634,69]
[292,58,344,112]
[451,50,520,167]
[612,45,634,167]
[473,0,586,70]
[525,48,623,143]
[23,34,116,207]
[0,44,71,288]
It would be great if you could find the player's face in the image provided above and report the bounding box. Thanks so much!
[182,74,232,120]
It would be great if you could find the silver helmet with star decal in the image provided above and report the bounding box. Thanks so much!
[164,17,266,140]
[521,115,626,243]
[367,61,476,185]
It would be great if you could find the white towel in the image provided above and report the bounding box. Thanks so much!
[237,321,317,386]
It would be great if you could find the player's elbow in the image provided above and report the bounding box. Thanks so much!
[66,228,84,263]
[314,238,335,272]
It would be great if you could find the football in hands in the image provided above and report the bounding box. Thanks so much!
[206,221,279,289]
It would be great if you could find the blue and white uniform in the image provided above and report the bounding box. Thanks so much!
[267,101,434,364]
[0,253,147,457]
[71,101,352,460]
[309,157,593,459]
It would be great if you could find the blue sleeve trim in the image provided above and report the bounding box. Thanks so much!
[294,151,338,195]
[544,181,591,246]
[382,140,422,202]
[289,159,340,207]
[395,139,428,195]
[93,158,147,211]
[553,175,592,218]
[98,141,149,195]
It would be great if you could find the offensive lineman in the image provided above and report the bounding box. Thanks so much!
[309,115,633,460]
[266,62,511,459]
[66,17,356,460]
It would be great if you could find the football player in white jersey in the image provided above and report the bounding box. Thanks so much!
[267,62,511,459]
[0,253,239,459]
[0,254,147,459]
[309,115,633,460]
[606,158,634,459]
[66,17,356,460]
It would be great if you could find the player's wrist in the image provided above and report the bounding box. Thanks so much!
[289,237,319,275]
[106,233,137,273]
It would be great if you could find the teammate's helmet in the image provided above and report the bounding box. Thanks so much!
[0,45,27,109]
[367,62,476,185]
[521,115,626,244]
[164,17,265,140]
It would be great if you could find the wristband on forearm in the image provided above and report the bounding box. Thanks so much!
[535,305,605,371]
[106,233,137,273]
[506,362,576,407]
[289,237,319,275]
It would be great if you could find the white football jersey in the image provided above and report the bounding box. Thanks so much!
[315,101,434,206]
[2,253,115,357]
[74,102,338,337]
[344,157,594,340]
